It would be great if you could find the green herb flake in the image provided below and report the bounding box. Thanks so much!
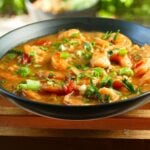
[85,80,102,102]
[70,32,79,38]
[70,40,79,46]
[77,73,86,82]
[74,64,89,71]
[29,51,36,57]
[39,46,48,51]
[84,42,93,51]
[82,52,92,60]
[60,52,70,59]
[100,76,112,87]
[102,31,112,40]
[16,66,31,77]
[52,42,62,49]
[113,29,120,41]
[17,79,41,91]
[119,67,134,76]
[118,48,128,56]
[107,50,113,56]
[102,94,111,103]
[48,72,55,78]
[62,38,70,43]
[122,78,137,93]
[92,67,104,78]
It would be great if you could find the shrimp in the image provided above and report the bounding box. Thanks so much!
[109,33,132,48]
[24,45,48,64]
[42,82,64,94]
[22,90,42,101]
[139,69,150,85]
[90,51,111,68]
[0,70,21,81]
[99,87,120,102]
[58,29,85,41]
[141,45,150,58]
[95,38,110,50]
[36,70,66,80]
[63,93,86,105]
[134,58,150,77]
[110,54,132,68]
[51,52,71,71]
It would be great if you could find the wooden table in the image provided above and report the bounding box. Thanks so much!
[0,95,150,149]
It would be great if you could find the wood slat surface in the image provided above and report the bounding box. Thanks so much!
[0,95,150,139]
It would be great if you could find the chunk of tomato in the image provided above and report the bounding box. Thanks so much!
[113,80,123,90]
[64,80,76,94]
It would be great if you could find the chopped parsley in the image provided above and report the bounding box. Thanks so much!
[16,66,31,77]
[113,29,120,41]
[100,76,112,87]
[122,79,137,93]
[85,80,102,102]
[102,31,112,40]
[92,67,104,78]
[60,52,70,59]
[84,42,93,51]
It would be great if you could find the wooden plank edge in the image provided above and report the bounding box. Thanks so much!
[0,106,150,118]
[0,127,150,139]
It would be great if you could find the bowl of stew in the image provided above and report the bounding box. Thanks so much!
[0,17,150,120]
[25,0,99,21]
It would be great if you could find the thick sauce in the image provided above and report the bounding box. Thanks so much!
[0,29,150,105]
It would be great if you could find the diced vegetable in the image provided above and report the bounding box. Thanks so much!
[109,71,117,77]
[62,38,70,43]
[85,81,102,101]
[76,73,86,82]
[52,42,62,49]
[64,80,75,94]
[84,42,93,51]
[107,50,113,56]
[118,48,128,56]
[69,40,79,46]
[39,46,49,51]
[82,51,92,60]
[16,66,31,77]
[122,79,137,93]
[119,67,134,76]
[60,52,70,59]
[92,67,104,78]
[21,53,32,64]
[29,51,36,57]
[79,84,87,94]
[70,32,79,38]
[100,76,112,87]
[102,94,111,103]
[74,64,89,70]
[17,80,41,91]
[112,80,123,90]
[59,44,67,51]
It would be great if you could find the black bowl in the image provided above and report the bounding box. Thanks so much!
[25,0,99,21]
[0,17,150,120]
